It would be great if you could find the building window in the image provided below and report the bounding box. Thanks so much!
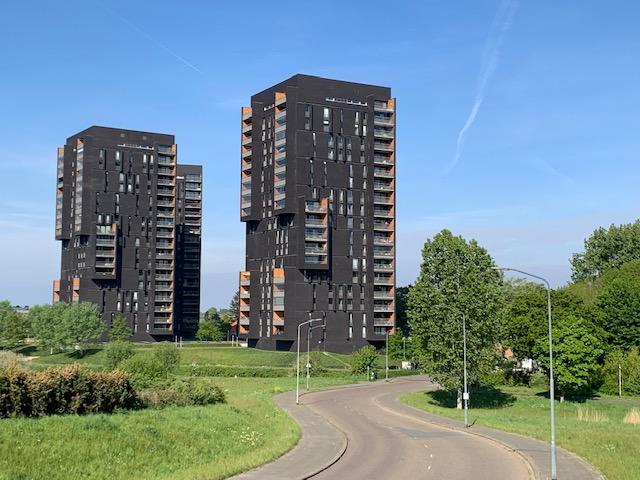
[323,107,331,132]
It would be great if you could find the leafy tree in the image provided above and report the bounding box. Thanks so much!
[501,279,548,359]
[28,303,69,353]
[104,340,134,370]
[535,315,605,399]
[387,333,414,361]
[407,229,504,407]
[228,291,239,323]
[395,286,411,334]
[196,318,224,341]
[600,348,640,396]
[594,259,640,348]
[0,310,30,350]
[350,345,379,374]
[61,302,104,355]
[571,219,640,281]
[109,314,131,341]
[203,306,232,339]
[205,307,221,323]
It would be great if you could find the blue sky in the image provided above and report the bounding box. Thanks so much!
[1,0,639,309]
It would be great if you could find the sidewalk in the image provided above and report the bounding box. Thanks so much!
[231,390,346,480]
[383,392,604,480]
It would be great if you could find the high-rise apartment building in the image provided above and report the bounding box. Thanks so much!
[53,126,202,340]
[238,75,396,353]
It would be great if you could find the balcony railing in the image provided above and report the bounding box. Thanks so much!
[305,202,327,213]
[374,277,394,285]
[373,250,394,258]
[374,291,395,300]
[374,182,394,191]
[374,142,394,152]
[373,195,393,205]
[373,236,394,244]
[374,155,394,165]
[305,218,325,226]
[374,168,394,178]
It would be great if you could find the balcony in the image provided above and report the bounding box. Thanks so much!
[374,291,395,300]
[158,167,174,176]
[373,195,393,205]
[240,304,250,312]
[242,149,252,159]
[373,208,393,218]
[274,177,286,189]
[157,200,174,207]
[373,221,393,231]
[374,142,394,152]
[373,236,394,245]
[305,218,325,227]
[374,167,394,178]
[242,136,252,147]
[373,182,394,192]
[374,128,394,139]
[241,207,251,217]
[374,115,394,127]
[242,124,252,134]
[373,317,395,327]
[374,249,394,258]
[157,188,175,197]
[156,210,174,218]
[156,231,174,239]
[374,276,394,286]
[305,231,327,241]
[374,304,395,313]
[374,155,394,166]
[96,239,115,247]
[374,263,394,271]
[95,261,115,269]
[274,163,286,175]
[374,101,394,113]
[157,146,175,156]
[158,156,175,166]
[305,202,327,213]
[274,191,286,202]
[240,291,250,299]
[155,274,173,281]
[305,246,328,255]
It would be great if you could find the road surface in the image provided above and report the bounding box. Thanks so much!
[304,376,530,479]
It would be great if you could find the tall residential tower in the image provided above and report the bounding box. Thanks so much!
[238,75,396,353]
[53,126,202,340]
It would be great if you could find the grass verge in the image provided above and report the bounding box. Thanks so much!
[400,387,640,480]
[0,376,359,480]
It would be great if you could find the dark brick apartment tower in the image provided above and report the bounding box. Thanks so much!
[238,75,396,353]
[53,126,202,340]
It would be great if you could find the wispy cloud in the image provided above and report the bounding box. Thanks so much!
[444,0,518,174]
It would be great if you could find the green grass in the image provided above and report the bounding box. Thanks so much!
[401,386,640,480]
[23,344,356,370]
[0,375,360,480]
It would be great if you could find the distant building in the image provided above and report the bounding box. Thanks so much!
[53,126,202,340]
[238,75,397,353]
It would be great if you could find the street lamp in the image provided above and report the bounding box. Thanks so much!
[296,313,326,405]
[433,303,469,428]
[495,266,557,480]
[385,330,389,381]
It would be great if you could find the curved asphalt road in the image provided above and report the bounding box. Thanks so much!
[303,377,530,479]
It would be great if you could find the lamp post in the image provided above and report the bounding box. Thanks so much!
[433,303,469,428]
[385,330,389,381]
[495,267,557,480]
[296,313,326,405]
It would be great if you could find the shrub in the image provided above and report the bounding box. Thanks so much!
[140,378,225,408]
[118,354,166,387]
[0,364,139,417]
[104,341,134,370]
[152,344,181,375]
[0,351,28,369]
[187,364,291,378]
[600,347,640,396]
[351,345,379,374]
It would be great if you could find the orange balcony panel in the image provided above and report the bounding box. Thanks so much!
[273,268,284,279]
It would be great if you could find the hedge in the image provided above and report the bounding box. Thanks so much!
[0,365,139,417]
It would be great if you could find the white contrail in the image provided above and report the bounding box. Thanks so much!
[98,2,203,75]
[445,0,518,174]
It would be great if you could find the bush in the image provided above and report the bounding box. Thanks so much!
[118,354,166,387]
[351,346,379,374]
[0,364,139,417]
[0,351,28,369]
[104,341,134,370]
[152,344,181,375]
[600,347,640,396]
[187,364,291,378]
[140,377,225,408]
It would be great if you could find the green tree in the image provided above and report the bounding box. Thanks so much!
[61,302,104,355]
[196,318,224,341]
[407,230,504,407]
[594,259,640,348]
[395,286,411,334]
[501,279,548,359]
[387,333,414,361]
[350,345,379,374]
[571,219,640,281]
[535,315,605,399]
[109,314,131,341]
[203,307,231,339]
[28,303,69,353]
[0,310,30,350]
[228,290,239,323]
[104,340,134,370]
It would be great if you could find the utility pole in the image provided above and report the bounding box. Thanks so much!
[385,330,389,381]
[619,364,623,397]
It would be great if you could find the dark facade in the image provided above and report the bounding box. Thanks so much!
[239,74,396,353]
[53,126,202,340]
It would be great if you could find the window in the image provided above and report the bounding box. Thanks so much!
[323,107,331,132]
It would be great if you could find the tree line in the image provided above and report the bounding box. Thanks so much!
[0,301,131,355]
[397,220,640,401]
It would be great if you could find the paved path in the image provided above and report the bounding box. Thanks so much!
[234,376,603,479]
